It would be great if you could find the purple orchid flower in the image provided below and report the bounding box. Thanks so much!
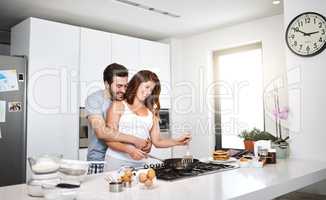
[272,106,289,120]
[279,107,289,120]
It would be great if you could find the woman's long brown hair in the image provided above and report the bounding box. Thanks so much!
[125,70,161,117]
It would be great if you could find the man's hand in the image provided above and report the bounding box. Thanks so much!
[133,137,148,149]
[126,146,147,160]
[141,138,152,153]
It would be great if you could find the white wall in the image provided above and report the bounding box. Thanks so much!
[284,0,326,195]
[0,44,10,55]
[167,15,287,158]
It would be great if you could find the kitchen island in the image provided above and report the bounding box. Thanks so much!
[1,158,326,200]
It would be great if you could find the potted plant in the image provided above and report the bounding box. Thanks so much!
[239,128,277,153]
[271,87,290,159]
[238,129,255,153]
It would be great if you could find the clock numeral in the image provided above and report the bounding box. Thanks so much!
[291,34,295,39]
[293,41,298,46]
[299,44,303,50]
[314,18,316,24]
[306,46,310,52]
[322,29,325,35]
[320,37,323,42]
[319,22,323,28]
[293,27,299,32]
[305,17,310,24]
[298,21,303,27]
[314,43,318,49]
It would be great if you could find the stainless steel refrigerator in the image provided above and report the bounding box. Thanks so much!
[0,55,27,186]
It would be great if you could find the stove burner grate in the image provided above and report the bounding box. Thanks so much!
[153,161,237,181]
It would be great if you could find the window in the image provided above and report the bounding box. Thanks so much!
[213,43,264,149]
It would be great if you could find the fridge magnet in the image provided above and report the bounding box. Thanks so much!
[8,101,22,112]
[0,69,19,92]
[18,73,24,82]
[0,100,5,122]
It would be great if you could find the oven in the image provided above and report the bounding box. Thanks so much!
[79,107,89,148]
[159,109,170,133]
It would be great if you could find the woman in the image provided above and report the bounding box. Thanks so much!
[104,70,191,171]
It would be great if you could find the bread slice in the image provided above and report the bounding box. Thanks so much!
[213,150,230,160]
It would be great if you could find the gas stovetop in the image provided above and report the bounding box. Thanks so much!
[152,161,237,181]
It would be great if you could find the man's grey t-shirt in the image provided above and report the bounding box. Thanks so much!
[85,90,112,161]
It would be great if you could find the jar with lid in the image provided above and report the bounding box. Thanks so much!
[266,149,277,164]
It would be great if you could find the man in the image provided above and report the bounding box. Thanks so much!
[86,63,150,162]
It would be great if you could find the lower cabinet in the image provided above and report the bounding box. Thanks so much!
[78,148,88,161]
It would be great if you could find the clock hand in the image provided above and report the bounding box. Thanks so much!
[296,29,309,36]
[306,31,319,36]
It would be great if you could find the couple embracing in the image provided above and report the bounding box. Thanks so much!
[86,63,191,171]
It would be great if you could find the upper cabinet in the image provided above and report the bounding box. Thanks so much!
[110,34,171,108]
[79,28,111,107]
[11,18,80,176]
[139,40,171,108]
[111,34,139,78]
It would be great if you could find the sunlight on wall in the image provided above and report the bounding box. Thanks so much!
[216,47,263,149]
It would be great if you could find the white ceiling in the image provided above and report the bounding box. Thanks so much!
[0,0,283,42]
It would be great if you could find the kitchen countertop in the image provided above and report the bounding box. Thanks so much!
[1,158,326,200]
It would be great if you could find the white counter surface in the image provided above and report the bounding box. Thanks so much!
[1,159,326,200]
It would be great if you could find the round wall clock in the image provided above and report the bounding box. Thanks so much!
[286,12,326,57]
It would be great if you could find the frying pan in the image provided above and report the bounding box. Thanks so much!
[147,155,199,170]
[163,158,199,170]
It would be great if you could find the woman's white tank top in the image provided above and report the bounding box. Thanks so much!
[106,101,153,162]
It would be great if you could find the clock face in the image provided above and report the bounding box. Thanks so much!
[286,12,326,57]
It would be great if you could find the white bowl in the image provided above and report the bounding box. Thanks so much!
[28,155,62,174]
[59,159,89,184]
[59,159,89,176]
[136,169,158,190]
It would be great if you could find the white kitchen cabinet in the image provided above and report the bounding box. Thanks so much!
[78,148,88,161]
[11,18,80,179]
[139,40,171,108]
[80,28,111,107]
[111,33,140,78]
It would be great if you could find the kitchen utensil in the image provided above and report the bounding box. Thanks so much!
[109,182,123,192]
[122,181,132,188]
[104,175,123,192]
[147,154,164,162]
[182,142,193,165]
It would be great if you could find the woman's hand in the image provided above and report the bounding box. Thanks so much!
[175,133,192,146]
[126,145,147,160]
[141,138,152,153]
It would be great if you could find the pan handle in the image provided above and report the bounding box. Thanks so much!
[147,154,164,162]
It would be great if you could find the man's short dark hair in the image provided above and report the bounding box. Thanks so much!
[103,63,128,85]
